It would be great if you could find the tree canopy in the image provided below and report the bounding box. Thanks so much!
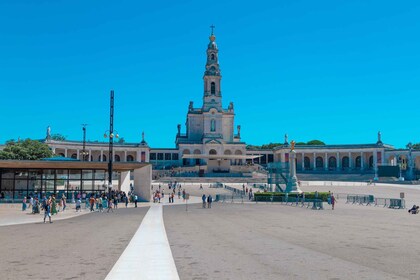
[51,133,66,141]
[246,140,326,150]
[0,139,53,160]
[306,140,326,145]
[411,143,420,150]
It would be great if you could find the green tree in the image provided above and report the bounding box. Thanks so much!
[0,139,53,160]
[260,143,283,149]
[51,133,66,141]
[307,140,326,145]
[411,143,420,150]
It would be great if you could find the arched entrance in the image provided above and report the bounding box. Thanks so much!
[328,156,337,170]
[316,157,323,169]
[234,150,242,165]
[355,156,361,168]
[304,157,310,170]
[193,149,201,165]
[342,156,350,169]
[182,149,191,166]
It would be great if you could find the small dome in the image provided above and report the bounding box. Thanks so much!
[209,34,216,42]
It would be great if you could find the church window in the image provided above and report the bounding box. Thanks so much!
[211,82,215,95]
[211,53,215,60]
[211,119,216,132]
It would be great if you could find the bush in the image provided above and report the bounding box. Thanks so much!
[254,192,330,202]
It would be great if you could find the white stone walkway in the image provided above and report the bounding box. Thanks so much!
[105,204,182,280]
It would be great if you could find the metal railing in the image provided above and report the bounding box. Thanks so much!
[345,194,405,209]
[254,195,324,210]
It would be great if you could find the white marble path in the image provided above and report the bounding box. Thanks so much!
[105,196,201,280]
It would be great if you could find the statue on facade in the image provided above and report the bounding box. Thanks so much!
[228,102,234,111]
[189,101,193,111]
[142,131,145,142]
[284,134,289,145]
[237,125,241,137]
[177,124,181,135]
[377,131,383,144]
[46,126,51,140]
[291,140,295,151]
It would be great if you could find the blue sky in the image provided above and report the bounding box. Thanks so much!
[0,0,419,149]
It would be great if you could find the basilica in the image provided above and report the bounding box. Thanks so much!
[40,31,419,180]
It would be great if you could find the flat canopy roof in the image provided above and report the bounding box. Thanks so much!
[182,154,261,160]
[0,160,149,171]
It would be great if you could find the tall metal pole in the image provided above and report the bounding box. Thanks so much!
[81,124,87,161]
[108,90,114,195]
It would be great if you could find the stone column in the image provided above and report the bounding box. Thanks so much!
[65,149,68,158]
[348,152,352,169]
[361,152,364,170]
[124,151,127,162]
[301,152,305,170]
[373,150,378,180]
[133,165,152,202]
[337,152,340,169]
[77,149,80,160]
[119,171,131,193]
[100,150,104,161]
[89,150,92,161]
[313,153,316,169]
[286,150,301,193]
[325,152,328,171]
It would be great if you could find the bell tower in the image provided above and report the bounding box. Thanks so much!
[203,25,222,112]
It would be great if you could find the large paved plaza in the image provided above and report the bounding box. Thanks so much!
[1,183,420,279]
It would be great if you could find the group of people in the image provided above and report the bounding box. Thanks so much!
[23,194,67,215]
[201,194,213,208]
[22,190,140,223]
[152,183,186,203]
[241,184,254,200]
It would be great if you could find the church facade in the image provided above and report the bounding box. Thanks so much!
[18,31,419,179]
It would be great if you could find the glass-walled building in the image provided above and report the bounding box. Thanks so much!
[0,160,152,202]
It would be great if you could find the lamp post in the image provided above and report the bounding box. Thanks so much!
[407,142,413,181]
[80,124,89,161]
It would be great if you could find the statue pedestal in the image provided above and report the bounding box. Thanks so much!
[285,150,302,193]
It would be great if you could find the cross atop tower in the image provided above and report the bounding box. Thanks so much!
[210,24,215,35]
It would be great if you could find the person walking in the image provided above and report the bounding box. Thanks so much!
[331,193,336,210]
[76,198,81,212]
[98,197,103,212]
[202,194,207,208]
[89,195,95,212]
[208,195,213,208]
[61,194,66,212]
[51,194,58,215]
[107,198,114,213]
[134,194,138,208]
[22,196,27,211]
[113,196,118,209]
[125,195,129,208]
[43,197,52,223]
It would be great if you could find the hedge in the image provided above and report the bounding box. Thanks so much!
[254,192,330,202]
